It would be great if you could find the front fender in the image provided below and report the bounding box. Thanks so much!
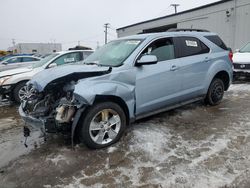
[71,80,136,146]
[74,79,136,119]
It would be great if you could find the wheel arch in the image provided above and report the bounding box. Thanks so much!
[94,95,130,125]
[11,80,30,99]
[72,95,131,145]
[13,80,30,88]
[212,71,230,91]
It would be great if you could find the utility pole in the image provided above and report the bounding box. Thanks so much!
[170,4,180,14]
[96,41,100,49]
[12,39,16,54]
[232,0,237,50]
[104,23,110,44]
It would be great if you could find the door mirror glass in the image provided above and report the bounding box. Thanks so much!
[136,55,158,66]
[48,62,57,68]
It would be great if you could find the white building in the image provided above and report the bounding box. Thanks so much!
[117,0,250,50]
[8,43,62,55]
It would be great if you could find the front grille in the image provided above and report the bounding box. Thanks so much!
[233,63,250,70]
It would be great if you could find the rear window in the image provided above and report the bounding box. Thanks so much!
[176,37,210,58]
[205,35,228,50]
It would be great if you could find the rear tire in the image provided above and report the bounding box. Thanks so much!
[13,82,27,103]
[79,102,126,149]
[205,78,225,106]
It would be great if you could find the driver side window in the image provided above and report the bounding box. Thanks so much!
[140,38,175,62]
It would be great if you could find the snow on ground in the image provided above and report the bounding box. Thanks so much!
[52,83,250,188]
[46,154,69,166]
[229,83,250,91]
[0,106,44,168]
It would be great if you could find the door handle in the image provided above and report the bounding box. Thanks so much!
[204,57,210,62]
[170,65,178,71]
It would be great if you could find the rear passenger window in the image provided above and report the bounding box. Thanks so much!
[140,38,175,62]
[176,37,209,58]
[205,35,228,50]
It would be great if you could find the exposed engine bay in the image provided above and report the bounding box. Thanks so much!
[21,67,112,135]
[22,82,76,133]
[19,63,136,148]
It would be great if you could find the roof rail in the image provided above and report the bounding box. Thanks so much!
[167,28,210,32]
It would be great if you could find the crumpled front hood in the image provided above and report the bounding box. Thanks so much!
[0,67,32,77]
[29,64,111,92]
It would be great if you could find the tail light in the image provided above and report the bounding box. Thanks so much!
[229,50,233,63]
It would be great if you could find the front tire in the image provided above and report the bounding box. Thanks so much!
[13,82,27,103]
[79,102,126,149]
[205,78,225,106]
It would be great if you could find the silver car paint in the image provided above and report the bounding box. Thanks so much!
[74,33,232,120]
[30,64,111,92]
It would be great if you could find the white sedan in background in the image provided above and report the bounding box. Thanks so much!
[0,56,41,72]
[0,50,93,103]
[233,42,250,80]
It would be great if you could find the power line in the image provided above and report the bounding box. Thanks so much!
[107,32,117,38]
[60,33,103,44]
[155,5,172,17]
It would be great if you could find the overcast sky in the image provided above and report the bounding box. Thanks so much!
[0,0,219,50]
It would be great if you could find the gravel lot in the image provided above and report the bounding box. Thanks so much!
[0,83,250,188]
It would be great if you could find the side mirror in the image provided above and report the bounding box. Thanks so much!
[136,55,158,66]
[48,62,57,68]
[2,61,8,65]
[235,49,240,53]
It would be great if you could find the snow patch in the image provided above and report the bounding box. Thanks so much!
[190,138,230,166]
[107,146,117,153]
[129,125,171,161]
[43,185,52,188]
[46,154,68,166]
[229,84,250,92]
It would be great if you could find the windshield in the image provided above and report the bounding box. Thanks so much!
[240,42,250,53]
[84,39,142,67]
[32,53,58,68]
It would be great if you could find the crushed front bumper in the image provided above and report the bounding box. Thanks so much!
[19,105,45,130]
[19,105,60,133]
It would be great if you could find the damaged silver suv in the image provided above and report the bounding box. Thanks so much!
[19,30,233,149]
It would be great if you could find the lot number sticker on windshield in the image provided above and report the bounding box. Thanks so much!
[64,58,75,63]
[185,40,198,47]
[126,40,141,45]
